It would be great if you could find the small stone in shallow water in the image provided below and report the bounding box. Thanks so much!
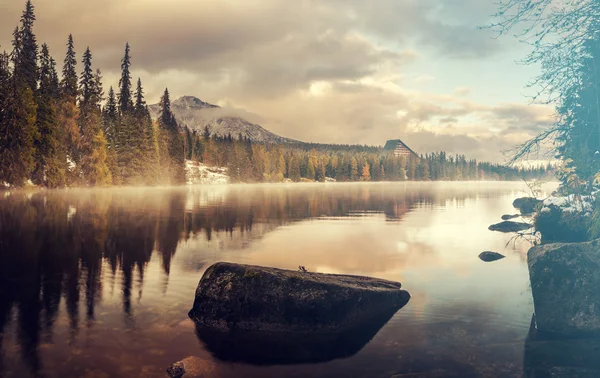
[479,251,505,262]
[166,357,217,378]
[166,362,185,378]
[488,221,531,233]
[513,197,542,214]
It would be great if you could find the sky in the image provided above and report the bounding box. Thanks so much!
[0,0,554,163]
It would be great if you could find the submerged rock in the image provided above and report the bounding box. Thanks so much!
[524,314,600,377]
[528,240,600,336]
[488,221,531,233]
[513,197,542,214]
[188,262,410,334]
[478,251,505,262]
[166,356,217,378]
[501,214,520,220]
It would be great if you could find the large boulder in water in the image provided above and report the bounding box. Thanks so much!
[513,197,542,214]
[528,240,600,336]
[188,262,410,334]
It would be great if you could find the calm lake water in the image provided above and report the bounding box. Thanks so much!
[0,182,557,378]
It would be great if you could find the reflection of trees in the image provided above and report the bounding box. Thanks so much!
[0,184,479,376]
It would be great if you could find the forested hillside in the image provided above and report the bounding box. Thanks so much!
[0,1,550,188]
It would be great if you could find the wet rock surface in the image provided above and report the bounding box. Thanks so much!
[528,240,600,335]
[488,221,531,233]
[478,251,505,262]
[513,197,542,214]
[188,262,410,334]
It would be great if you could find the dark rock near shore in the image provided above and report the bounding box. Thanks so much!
[488,221,531,233]
[513,197,542,214]
[478,251,505,262]
[188,262,410,334]
[528,240,600,336]
[535,204,590,243]
[501,214,520,220]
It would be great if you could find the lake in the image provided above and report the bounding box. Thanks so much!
[0,182,556,378]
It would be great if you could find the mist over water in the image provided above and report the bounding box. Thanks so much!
[0,182,557,377]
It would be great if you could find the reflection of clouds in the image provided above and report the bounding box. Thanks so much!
[233,215,435,276]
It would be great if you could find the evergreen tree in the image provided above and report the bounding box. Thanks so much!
[14,0,38,91]
[77,48,109,185]
[0,25,38,186]
[79,47,94,108]
[58,34,80,181]
[102,86,120,183]
[61,34,77,100]
[33,43,65,187]
[118,43,133,114]
[158,88,185,183]
[133,78,158,184]
[115,46,139,184]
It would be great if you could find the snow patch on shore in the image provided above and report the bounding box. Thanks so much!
[185,160,229,185]
[541,194,594,215]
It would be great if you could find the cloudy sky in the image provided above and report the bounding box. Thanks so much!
[0,0,553,162]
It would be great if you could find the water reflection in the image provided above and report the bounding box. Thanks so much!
[0,183,555,377]
[524,315,600,377]
[194,305,408,365]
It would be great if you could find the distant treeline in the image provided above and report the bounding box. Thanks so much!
[0,1,550,188]
[188,132,551,182]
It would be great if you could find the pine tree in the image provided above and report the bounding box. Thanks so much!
[102,86,120,183]
[79,47,94,108]
[61,34,77,100]
[58,34,80,182]
[78,48,109,185]
[33,43,65,187]
[118,43,133,114]
[133,78,158,184]
[0,26,38,186]
[158,88,185,183]
[14,0,38,91]
[113,45,142,183]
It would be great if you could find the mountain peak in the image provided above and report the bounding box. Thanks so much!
[173,96,220,109]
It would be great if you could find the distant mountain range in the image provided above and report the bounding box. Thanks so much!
[148,96,299,144]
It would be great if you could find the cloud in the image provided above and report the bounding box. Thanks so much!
[0,0,548,162]
[453,87,471,96]
[413,75,436,84]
